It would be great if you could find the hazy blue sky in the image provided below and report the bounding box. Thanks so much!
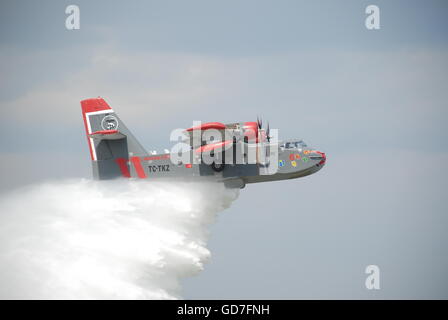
[0,0,447,298]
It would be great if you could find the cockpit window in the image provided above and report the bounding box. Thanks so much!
[281,140,307,149]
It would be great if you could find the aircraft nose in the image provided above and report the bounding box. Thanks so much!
[310,151,326,166]
[318,152,326,166]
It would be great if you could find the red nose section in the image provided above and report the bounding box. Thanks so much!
[317,152,326,166]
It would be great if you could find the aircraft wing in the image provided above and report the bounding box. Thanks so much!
[194,140,233,154]
[185,122,227,132]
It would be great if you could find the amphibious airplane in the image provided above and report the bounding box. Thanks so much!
[81,97,326,188]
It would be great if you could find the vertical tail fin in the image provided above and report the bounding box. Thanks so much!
[80,97,148,179]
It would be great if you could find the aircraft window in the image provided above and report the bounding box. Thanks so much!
[282,141,307,149]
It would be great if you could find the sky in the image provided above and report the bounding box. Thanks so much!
[0,0,447,298]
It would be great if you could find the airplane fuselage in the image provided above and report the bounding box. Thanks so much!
[81,98,326,188]
[97,142,326,189]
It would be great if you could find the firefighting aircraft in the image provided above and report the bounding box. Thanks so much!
[81,97,326,188]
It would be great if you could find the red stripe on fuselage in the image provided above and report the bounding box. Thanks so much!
[144,154,170,161]
[115,158,131,178]
[130,156,147,179]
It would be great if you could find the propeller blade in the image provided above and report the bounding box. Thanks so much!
[267,122,270,142]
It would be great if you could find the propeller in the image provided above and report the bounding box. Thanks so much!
[256,116,272,142]
[266,122,271,142]
[257,116,262,130]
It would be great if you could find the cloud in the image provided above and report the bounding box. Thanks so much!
[0,45,447,184]
[2,45,446,138]
[0,45,247,128]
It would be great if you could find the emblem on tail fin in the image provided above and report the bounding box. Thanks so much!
[101,115,119,131]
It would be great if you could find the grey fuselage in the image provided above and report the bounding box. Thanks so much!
[81,97,326,188]
[100,141,326,189]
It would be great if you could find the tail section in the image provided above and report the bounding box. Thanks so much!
[80,97,148,179]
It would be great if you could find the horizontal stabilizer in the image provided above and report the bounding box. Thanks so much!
[89,130,126,140]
